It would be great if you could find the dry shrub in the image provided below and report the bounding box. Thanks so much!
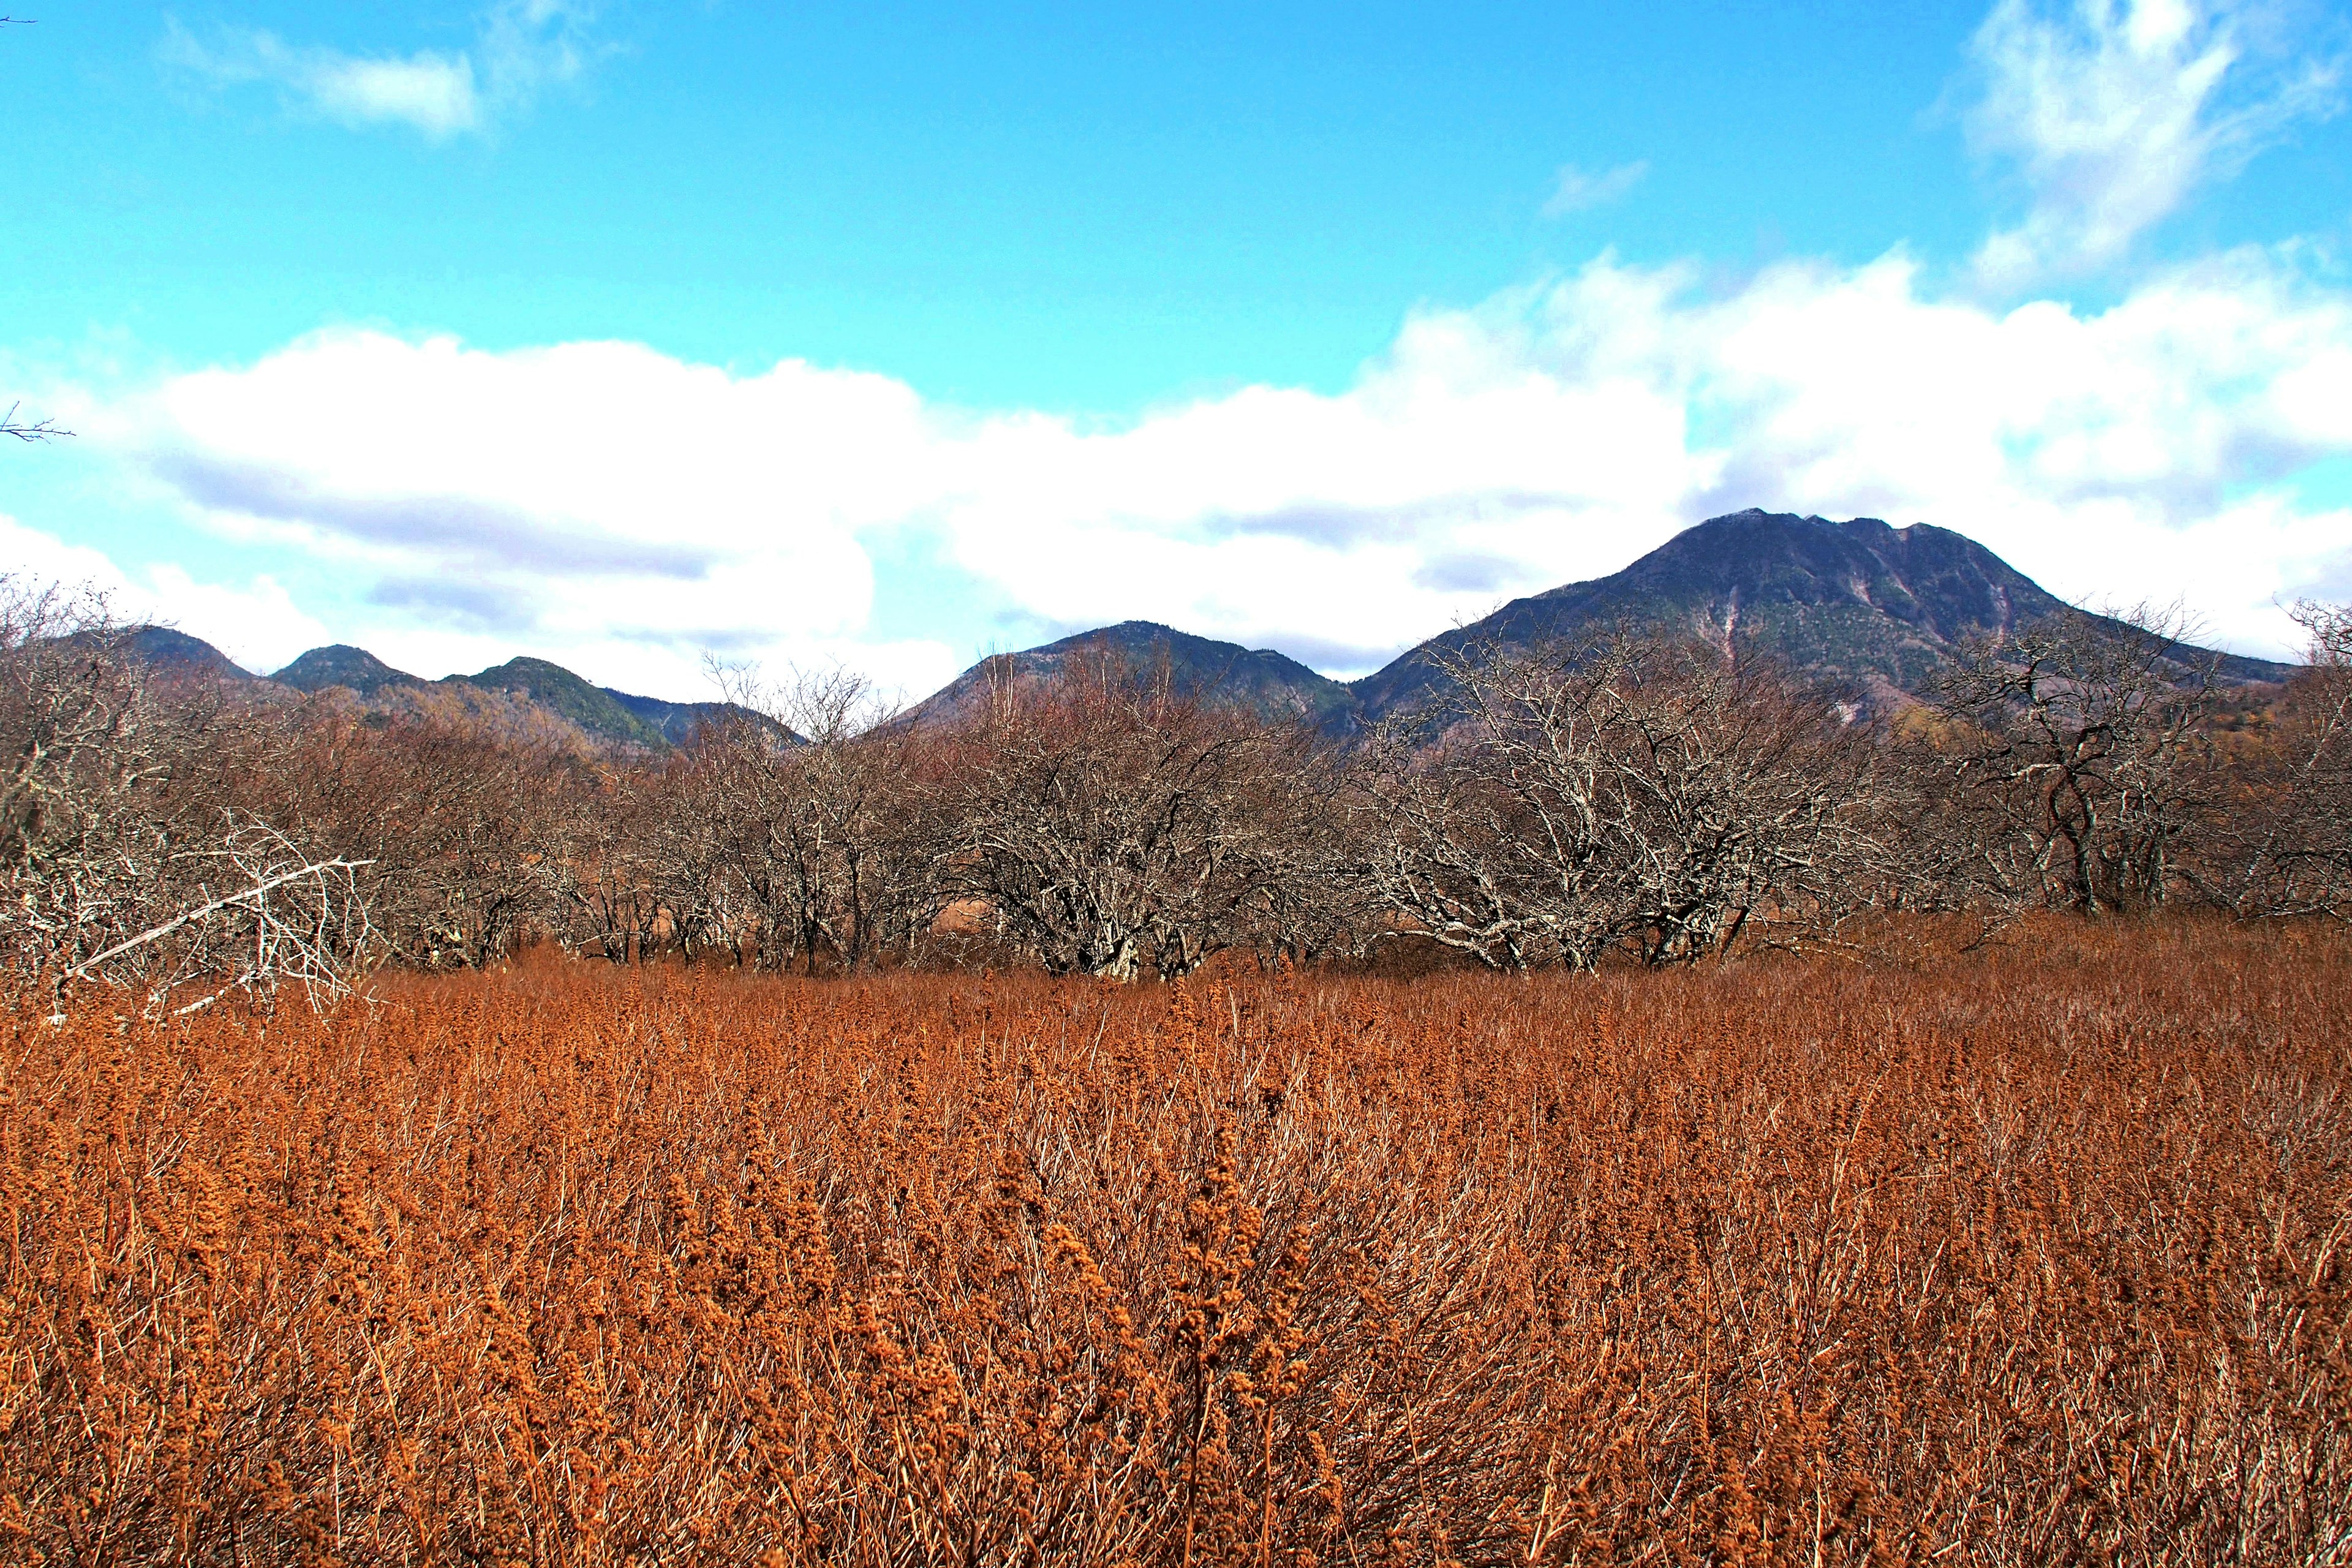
[3,923,2349,1565]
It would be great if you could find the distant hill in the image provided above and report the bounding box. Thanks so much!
[88,635,775,752]
[1346,510,2293,720]
[601,687,791,747]
[129,627,255,679]
[447,657,673,750]
[273,644,421,698]
[64,625,255,682]
[903,621,1362,733]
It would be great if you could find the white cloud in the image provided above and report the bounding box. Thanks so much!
[1542,160,1649,217]
[309,51,481,138]
[0,514,331,674]
[59,241,2352,695]
[1967,0,2343,287]
[161,1,601,139]
[477,0,600,106]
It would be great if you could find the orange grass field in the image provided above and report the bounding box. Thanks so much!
[6,925,2351,1566]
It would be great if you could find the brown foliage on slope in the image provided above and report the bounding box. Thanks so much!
[4,925,2350,1564]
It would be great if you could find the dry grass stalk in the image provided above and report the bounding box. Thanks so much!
[2,920,2348,1564]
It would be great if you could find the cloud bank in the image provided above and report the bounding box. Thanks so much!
[58,239,2349,697]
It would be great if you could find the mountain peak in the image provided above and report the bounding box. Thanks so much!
[274,644,422,698]
[451,657,671,749]
[907,620,1361,731]
[1350,509,2288,717]
[89,626,254,681]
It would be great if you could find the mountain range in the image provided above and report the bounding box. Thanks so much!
[115,634,766,750]
[114,510,2296,748]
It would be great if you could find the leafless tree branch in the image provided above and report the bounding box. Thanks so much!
[1,402,69,442]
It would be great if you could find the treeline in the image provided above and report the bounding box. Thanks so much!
[6,576,2350,1012]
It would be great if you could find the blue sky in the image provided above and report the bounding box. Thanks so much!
[4,0,2351,698]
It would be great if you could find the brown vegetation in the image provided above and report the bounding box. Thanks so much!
[6,921,2349,1564]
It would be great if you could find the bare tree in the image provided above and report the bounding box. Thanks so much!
[1932,606,2218,916]
[0,580,372,1013]
[668,660,935,972]
[2210,600,2352,918]
[1238,752,1375,971]
[933,651,1329,980]
[1354,631,1898,971]
[639,747,748,962]
[58,821,372,1016]
[224,687,598,970]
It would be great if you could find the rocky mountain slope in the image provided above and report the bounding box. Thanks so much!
[1348,510,2291,720]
